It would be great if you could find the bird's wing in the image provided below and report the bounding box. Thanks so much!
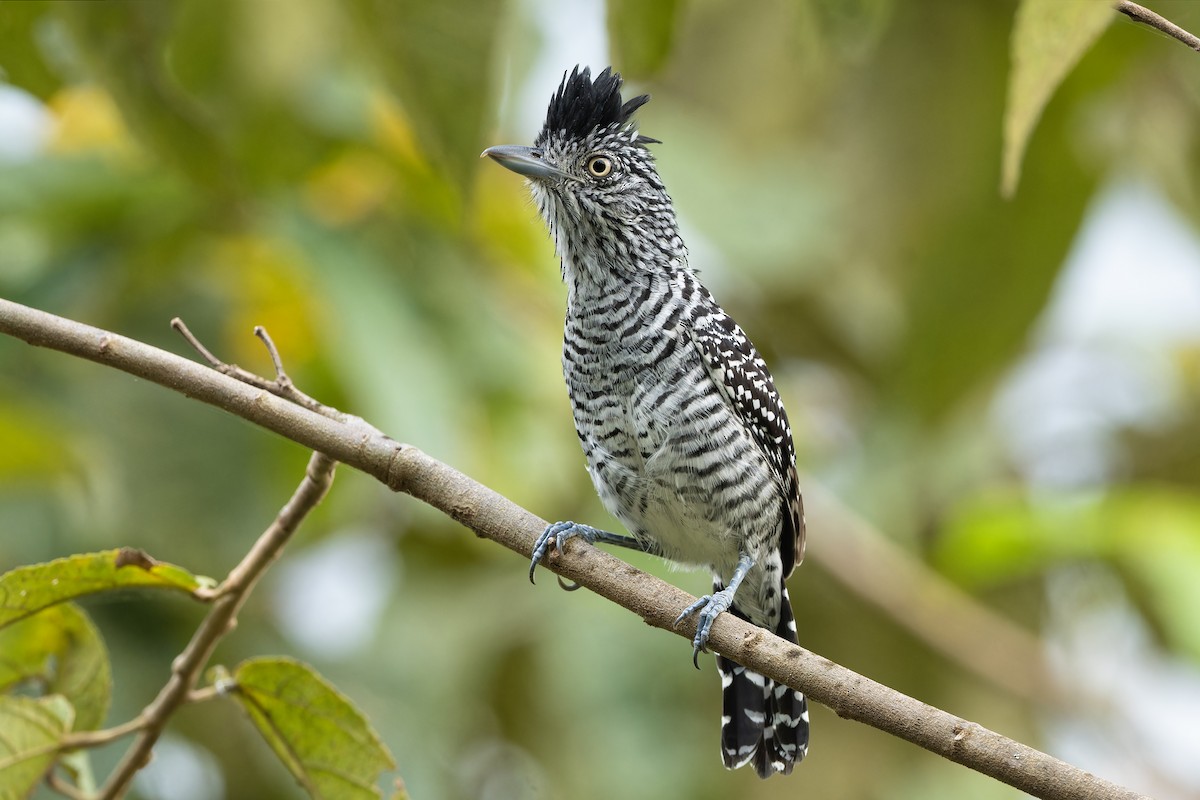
[687,312,804,575]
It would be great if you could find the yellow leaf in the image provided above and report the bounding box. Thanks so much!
[303,150,394,227]
[45,85,140,160]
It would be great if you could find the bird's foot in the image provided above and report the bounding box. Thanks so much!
[674,587,736,668]
[529,521,604,583]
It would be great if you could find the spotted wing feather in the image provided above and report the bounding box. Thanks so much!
[687,309,804,575]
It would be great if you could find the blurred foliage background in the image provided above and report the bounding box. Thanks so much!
[3,0,1200,798]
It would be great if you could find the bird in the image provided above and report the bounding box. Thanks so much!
[482,65,809,777]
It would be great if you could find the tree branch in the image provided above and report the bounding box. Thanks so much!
[804,480,1052,704]
[91,450,334,799]
[58,717,147,751]
[1116,0,1200,51]
[0,299,1148,800]
[45,772,90,800]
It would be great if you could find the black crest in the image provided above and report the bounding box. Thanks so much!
[537,66,652,146]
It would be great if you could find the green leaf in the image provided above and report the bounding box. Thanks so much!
[57,749,97,796]
[934,490,1112,585]
[0,549,211,630]
[0,604,111,731]
[1106,489,1200,660]
[230,657,395,800]
[0,695,73,798]
[1002,0,1113,196]
[608,0,681,78]
[936,486,1200,660]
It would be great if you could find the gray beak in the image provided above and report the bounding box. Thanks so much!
[481,145,572,181]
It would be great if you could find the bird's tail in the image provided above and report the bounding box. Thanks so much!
[716,582,809,777]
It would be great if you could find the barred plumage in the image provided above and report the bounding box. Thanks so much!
[484,65,809,777]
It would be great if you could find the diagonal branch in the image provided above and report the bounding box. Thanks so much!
[91,450,335,799]
[1115,0,1200,51]
[0,298,1149,800]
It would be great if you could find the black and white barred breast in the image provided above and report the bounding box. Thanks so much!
[561,268,788,630]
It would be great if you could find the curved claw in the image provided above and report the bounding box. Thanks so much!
[528,521,598,584]
[674,592,733,668]
[528,525,556,584]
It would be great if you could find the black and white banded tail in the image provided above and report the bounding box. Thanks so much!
[717,583,809,777]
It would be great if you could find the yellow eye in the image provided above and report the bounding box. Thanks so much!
[586,155,613,178]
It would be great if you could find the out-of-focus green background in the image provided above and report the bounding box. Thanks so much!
[3,1,1200,798]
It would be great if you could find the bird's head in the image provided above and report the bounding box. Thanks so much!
[484,66,686,285]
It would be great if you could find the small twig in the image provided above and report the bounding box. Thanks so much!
[168,317,224,366]
[170,317,274,392]
[251,325,327,411]
[254,325,289,382]
[185,685,221,704]
[59,717,148,750]
[175,319,384,443]
[171,317,372,427]
[1116,0,1200,51]
[45,772,90,800]
[93,451,336,800]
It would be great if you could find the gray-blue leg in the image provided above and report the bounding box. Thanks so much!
[529,521,649,583]
[674,553,755,667]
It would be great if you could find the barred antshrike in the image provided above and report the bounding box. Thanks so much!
[483,66,809,777]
